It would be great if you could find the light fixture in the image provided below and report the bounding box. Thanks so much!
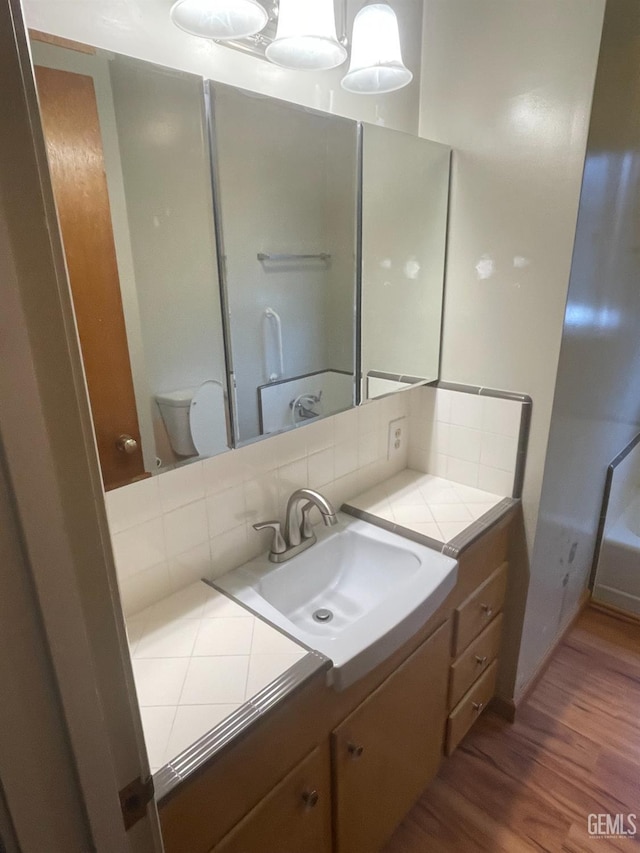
[341,3,412,94]
[170,0,269,41]
[265,0,347,71]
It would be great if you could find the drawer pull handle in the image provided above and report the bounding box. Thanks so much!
[475,655,488,665]
[348,743,364,759]
[472,701,485,714]
[302,789,319,809]
[480,604,494,617]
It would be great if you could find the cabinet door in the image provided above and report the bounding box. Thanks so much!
[332,620,450,853]
[212,745,331,853]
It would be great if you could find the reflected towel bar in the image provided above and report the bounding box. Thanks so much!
[257,252,331,262]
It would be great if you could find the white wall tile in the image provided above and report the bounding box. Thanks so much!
[446,456,479,488]
[334,438,359,478]
[167,542,212,591]
[203,451,245,495]
[308,447,335,488]
[158,462,204,513]
[333,408,358,444]
[449,392,484,429]
[118,562,173,618]
[480,432,518,473]
[106,476,161,534]
[210,524,250,580]
[163,500,209,557]
[111,518,165,579]
[482,397,523,438]
[448,424,482,463]
[435,388,453,423]
[206,484,246,537]
[303,417,334,454]
[243,472,279,526]
[478,465,515,496]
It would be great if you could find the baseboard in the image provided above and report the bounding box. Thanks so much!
[490,694,516,723]
[589,599,640,626]
[510,588,591,714]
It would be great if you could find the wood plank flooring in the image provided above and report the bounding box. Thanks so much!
[383,607,640,852]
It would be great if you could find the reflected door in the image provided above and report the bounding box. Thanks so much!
[35,64,145,490]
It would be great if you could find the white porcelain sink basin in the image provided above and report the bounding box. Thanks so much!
[215,513,457,690]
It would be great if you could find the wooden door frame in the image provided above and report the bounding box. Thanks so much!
[0,1,162,850]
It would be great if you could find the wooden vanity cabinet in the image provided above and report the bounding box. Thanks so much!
[332,619,450,853]
[212,745,332,853]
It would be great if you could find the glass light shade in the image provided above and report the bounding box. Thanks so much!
[341,4,413,94]
[265,0,347,71]
[170,0,268,40]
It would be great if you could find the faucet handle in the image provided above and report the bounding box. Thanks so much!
[253,520,287,555]
[300,501,315,541]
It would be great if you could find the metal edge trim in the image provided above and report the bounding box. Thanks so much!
[204,81,238,449]
[513,401,532,499]
[367,370,429,385]
[445,498,517,554]
[355,121,363,405]
[589,429,640,590]
[256,367,352,393]
[153,651,330,802]
[435,380,533,404]
[342,498,518,559]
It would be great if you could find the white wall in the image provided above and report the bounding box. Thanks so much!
[22,0,422,134]
[419,0,605,555]
[517,0,640,691]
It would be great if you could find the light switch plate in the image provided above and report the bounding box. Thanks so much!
[387,417,406,460]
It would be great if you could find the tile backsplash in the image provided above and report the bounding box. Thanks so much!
[408,386,524,497]
[107,392,410,616]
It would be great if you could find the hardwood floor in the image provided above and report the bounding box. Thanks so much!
[383,607,640,852]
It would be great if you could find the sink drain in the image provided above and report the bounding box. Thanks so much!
[313,608,333,623]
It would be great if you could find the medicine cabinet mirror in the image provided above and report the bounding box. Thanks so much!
[209,83,359,446]
[30,38,231,491]
[29,31,451,491]
[360,124,450,400]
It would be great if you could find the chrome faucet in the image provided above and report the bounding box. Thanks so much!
[253,488,338,563]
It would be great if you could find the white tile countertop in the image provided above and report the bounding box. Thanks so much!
[125,581,307,772]
[345,469,505,543]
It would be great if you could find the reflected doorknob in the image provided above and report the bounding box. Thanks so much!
[116,434,138,454]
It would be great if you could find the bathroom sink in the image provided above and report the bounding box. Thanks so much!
[215,513,458,690]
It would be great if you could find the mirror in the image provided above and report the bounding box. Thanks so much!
[360,124,450,400]
[30,38,231,490]
[30,32,452,490]
[209,83,359,445]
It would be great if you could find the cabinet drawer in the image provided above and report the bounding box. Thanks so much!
[449,613,503,709]
[445,659,497,755]
[453,562,508,655]
[211,745,331,853]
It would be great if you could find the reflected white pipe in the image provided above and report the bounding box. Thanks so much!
[264,307,284,381]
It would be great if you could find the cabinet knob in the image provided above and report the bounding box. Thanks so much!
[472,701,485,714]
[347,742,364,759]
[302,789,319,809]
[480,603,493,618]
[475,655,488,665]
[116,434,138,455]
